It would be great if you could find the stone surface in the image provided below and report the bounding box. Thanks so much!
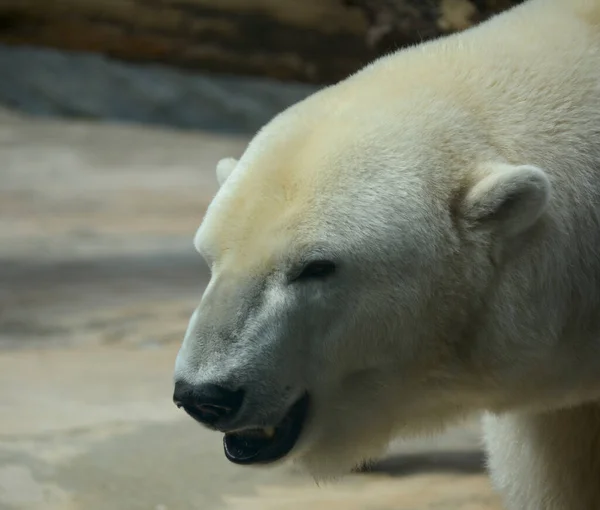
[0,109,503,510]
[0,45,317,135]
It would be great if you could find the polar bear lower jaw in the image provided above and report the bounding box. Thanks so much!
[224,393,310,465]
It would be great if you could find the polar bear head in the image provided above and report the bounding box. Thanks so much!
[173,81,551,477]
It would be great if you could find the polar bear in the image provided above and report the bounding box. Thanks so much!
[173,0,600,508]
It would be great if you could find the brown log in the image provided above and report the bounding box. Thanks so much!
[0,0,524,85]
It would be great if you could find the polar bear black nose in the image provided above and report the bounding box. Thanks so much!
[173,380,245,427]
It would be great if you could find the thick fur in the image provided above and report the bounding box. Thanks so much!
[174,1,600,508]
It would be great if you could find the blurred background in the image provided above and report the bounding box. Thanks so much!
[0,1,522,509]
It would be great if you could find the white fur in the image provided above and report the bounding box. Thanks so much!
[215,157,238,187]
[175,0,600,508]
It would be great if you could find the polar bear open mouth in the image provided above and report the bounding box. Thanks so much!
[223,394,309,465]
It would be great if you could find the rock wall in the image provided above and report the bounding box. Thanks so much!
[0,0,524,84]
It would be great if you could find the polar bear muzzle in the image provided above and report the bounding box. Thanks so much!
[173,377,311,464]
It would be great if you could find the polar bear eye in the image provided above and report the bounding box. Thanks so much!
[293,260,336,281]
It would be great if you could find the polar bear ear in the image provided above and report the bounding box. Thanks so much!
[462,163,551,237]
[216,157,238,187]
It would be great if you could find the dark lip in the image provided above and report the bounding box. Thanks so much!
[223,393,310,465]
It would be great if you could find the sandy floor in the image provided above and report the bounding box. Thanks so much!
[0,109,503,510]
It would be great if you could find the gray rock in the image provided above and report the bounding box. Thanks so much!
[0,45,320,134]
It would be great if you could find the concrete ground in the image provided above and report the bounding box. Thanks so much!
[0,109,503,510]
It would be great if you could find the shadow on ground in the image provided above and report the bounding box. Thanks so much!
[362,449,485,476]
